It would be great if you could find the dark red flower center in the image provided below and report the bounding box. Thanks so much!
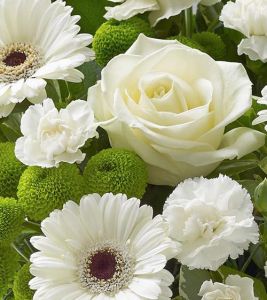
[3,51,27,66]
[90,251,117,280]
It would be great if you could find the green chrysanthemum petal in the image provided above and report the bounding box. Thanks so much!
[17,164,86,221]
[0,143,26,198]
[0,198,25,244]
[13,263,34,300]
[93,17,155,66]
[192,32,226,60]
[84,149,148,199]
[0,245,19,298]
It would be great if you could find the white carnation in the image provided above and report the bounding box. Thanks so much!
[15,99,98,167]
[105,0,220,26]
[163,175,259,270]
[252,86,267,131]
[220,0,267,62]
[199,275,258,300]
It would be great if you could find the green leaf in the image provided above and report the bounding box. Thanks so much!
[66,0,112,34]
[179,266,212,300]
[0,113,22,142]
[219,266,267,300]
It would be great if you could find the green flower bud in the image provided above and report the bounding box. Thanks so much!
[192,32,226,60]
[168,35,205,52]
[17,164,86,221]
[13,263,34,300]
[0,198,25,244]
[84,149,148,199]
[0,143,26,198]
[0,245,19,298]
[254,179,267,215]
[93,17,155,67]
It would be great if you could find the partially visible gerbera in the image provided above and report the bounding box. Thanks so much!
[29,193,179,300]
[0,0,94,117]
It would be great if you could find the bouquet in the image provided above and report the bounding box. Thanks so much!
[0,0,267,299]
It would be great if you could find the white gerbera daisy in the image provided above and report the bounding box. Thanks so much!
[0,0,93,117]
[163,175,259,271]
[30,193,179,300]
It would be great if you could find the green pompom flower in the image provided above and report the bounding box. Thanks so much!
[84,149,148,199]
[13,263,34,300]
[0,245,19,298]
[192,32,226,60]
[93,17,155,66]
[17,164,86,221]
[168,35,205,52]
[0,143,26,198]
[0,198,25,244]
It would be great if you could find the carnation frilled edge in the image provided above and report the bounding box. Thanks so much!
[0,0,94,118]
[30,193,179,300]
[163,175,259,271]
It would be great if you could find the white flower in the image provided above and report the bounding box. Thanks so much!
[163,175,259,270]
[29,193,179,300]
[0,0,93,118]
[199,275,258,300]
[105,0,221,26]
[88,34,265,186]
[15,98,98,167]
[252,86,267,131]
[220,0,267,62]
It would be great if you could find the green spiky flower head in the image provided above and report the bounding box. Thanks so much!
[17,164,86,221]
[0,142,26,198]
[84,148,148,199]
[168,35,205,52]
[0,198,25,244]
[192,32,226,60]
[93,17,155,66]
[13,263,34,300]
[0,245,19,298]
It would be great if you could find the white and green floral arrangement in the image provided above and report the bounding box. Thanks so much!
[1,0,267,299]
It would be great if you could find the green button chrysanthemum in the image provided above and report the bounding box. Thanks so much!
[0,197,25,244]
[0,142,26,198]
[93,17,155,66]
[0,245,19,298]
[13,263,34,300]
[84,149,148,199]
[17,164,87,221]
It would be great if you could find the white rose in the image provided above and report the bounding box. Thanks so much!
[88,34,265,186]
[199,275,258,300]
[163,175,259,270]
[220,0,267,62]
[105,0,221,26]
[15,99,98,167]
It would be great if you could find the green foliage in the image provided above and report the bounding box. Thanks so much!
[192,32,226,60]
[0,198,25,244]
[17,164,86,221]
[0,143,26,198]
[0,245,19,298]
[65,0,111,34]
[13,263,34,300]
[84,148,148,199]
[93,17,155,66]
[254,179,267,215]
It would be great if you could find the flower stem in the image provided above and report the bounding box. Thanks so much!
[52,80,62,103]
[185,8,193,38]
[11,243,29,262]
[23,220,41,232]
[241,243,261,273]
